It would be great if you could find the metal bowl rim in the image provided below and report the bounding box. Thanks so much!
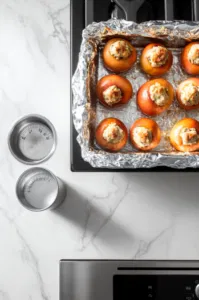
[8,114,57,165]
[16,167,61,212]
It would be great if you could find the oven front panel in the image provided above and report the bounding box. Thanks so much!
[60,261,199,300]
[114,275,198,300]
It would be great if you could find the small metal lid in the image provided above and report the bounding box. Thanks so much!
[8,114,57,164]
[16,167,66,212]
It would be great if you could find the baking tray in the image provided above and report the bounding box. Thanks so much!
[72,20,199,169]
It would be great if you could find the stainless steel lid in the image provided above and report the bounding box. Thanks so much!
[8,114,57,164]
[16,167,66,211]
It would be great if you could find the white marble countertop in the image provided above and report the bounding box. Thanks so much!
[2,0,199,299]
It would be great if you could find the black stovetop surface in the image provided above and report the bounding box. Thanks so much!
[71,0,199,172]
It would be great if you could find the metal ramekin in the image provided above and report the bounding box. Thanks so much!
[16,167,66,212]
[8,114,57,164]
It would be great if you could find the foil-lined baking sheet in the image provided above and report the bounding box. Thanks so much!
[72,19,199,169]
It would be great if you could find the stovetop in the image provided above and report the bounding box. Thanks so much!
[60,260,199,300]
[71,0,199,172]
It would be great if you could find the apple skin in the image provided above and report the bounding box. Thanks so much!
[102,38,137,73]
[137,78,174,116]
[176,78,199,111]
[170,118,199,152]
[96,118,128,152]
[181,42,199,75]
[96,75,133,108]
[130,118,161,151]
[140,43,173,76]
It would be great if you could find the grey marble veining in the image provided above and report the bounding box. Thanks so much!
[1,1,199,299]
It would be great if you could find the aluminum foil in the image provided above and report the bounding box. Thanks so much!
[72,19,199,169]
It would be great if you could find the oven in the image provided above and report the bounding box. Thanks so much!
[60,260,199,299]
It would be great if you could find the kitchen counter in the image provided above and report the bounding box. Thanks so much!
[2,0,199,299]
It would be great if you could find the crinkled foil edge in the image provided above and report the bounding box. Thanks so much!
[72,19,199,169]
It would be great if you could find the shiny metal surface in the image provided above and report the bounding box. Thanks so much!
[8,114,57,164]
[195,284,199,299]
[60,260,199,300]
[113,0,145,21]
[164,0,174,20]
[16,167,66,212]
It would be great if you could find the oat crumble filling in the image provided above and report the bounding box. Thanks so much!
[188,44,199,65]
[147,46,169,67]
[180,128,199,145]
[149,82,169,106]
[103,85,122,106]
[109,40,132,60]
[180,83,199,106]
[133,127,153,148]
[103,123,124,144]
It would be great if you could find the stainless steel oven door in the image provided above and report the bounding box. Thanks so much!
[60,260,199,300]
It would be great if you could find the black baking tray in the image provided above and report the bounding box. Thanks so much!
[70,0,199,172]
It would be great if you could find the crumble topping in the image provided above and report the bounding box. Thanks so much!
[103,123,124,144]
[180,127,199,145]
[180,82,199,106]
[147,46,169,67]
[109,40,132,60]
[103,85,122,106]
[188,44,199,65]
[149,82,169,106]
[133,127,152,148]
